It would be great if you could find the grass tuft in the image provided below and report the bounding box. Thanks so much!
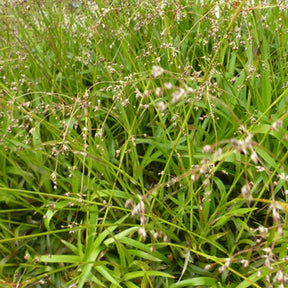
[0,0,288,287]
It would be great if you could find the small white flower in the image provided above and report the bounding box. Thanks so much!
[256,270,262,278]
[251,151,258,164]
[272,119,283,131]
[256,166,265,172]
[164,82,173,89]
[202,145,213,154]
[241,183,252,202]
[215,148,222,157]
[125,199,134,209]
[155,87,162,96]
[242,184,250,196]
[138,227,147,240]
[191,173,199,182]
[240,259,249,268]
[156,101,166,112]
[172,88,185,103]
[152,66,164,77]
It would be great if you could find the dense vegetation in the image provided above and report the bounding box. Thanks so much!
[0,0,288,287]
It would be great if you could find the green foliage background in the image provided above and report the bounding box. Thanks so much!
[0,0,288,287]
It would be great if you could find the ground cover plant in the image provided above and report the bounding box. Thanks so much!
[0,0,288,287]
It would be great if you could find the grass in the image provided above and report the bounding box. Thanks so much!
[0,0,288,287]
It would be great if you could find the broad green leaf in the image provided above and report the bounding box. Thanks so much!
[37,255,81,263]
[104,227,139,246]
[61,239,79,255]
[122,270,174,281]
[94,265,120,286]
[169,277,217,287]
[259,36,272,112]
[78,217,126,288]
[119,237,169,263]
[127,249,163,262]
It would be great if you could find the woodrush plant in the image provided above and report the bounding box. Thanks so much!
[0,0,288,287]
